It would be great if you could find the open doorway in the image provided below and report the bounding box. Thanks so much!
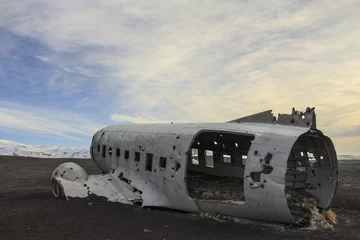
[186,131,255,202]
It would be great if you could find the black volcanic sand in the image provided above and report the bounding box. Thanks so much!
[0,156,359,240]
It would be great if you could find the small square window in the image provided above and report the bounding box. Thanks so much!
[125,150,129,159]
[242,155,247,166]
[102,145,106,158]
[116,148,120,157]
[159,157,167,168]
[135,152,140,162]
[223,154,232,164]
[109,147,113,155]
[191,148,199,165]
[205,150,214,168]
[146,153,153,172]
[307,152,318,166]
[97,145,100,152]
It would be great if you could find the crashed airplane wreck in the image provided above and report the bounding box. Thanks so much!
[51,107,338,225]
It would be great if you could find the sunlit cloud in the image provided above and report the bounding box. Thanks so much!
[0,0,359,153]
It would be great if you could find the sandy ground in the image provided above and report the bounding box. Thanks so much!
[0,156,359,240]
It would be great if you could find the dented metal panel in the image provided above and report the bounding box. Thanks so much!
[51,107,338,225]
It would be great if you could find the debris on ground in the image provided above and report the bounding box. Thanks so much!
[198,212,285,232]
[187,172,245,201]
[324,210,337,224]
[286,189,335,230]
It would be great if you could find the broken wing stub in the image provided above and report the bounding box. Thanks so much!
[51,162,141,204]
[228,107,316,129]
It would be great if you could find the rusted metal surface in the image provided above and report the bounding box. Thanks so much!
[51,108,338,225]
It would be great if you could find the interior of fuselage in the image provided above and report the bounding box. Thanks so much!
[285,132,338,224]
[186,130,337,221]
[186,131,255,202]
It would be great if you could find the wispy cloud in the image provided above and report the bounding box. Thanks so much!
[0,0,359,153]
[34,55,50,62]
[0,101,105,140]
[110,114,174,124]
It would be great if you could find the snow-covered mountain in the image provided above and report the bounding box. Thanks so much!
[0,140,90,158]
[1,139,359,160]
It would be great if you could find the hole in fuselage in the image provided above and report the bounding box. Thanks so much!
[285,131,337,225]
[186,131,254,202]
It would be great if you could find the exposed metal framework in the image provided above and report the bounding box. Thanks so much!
[51,107,338,225]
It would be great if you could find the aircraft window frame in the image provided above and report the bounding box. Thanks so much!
[146,153,153,172]
[102,145,106,158]
[124,150,129,159]
[135,152,140,162]
[242,155,247,166]
[222,154,232,164]
[205,150,214,168]
[191,148,199,165]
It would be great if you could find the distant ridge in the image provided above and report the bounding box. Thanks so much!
[0,140,90,159]
[338,155,360,160]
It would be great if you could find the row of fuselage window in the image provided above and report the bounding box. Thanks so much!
[97,144,167,171]
[191,148,247,168]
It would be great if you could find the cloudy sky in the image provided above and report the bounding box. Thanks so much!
[0,0,359,154]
